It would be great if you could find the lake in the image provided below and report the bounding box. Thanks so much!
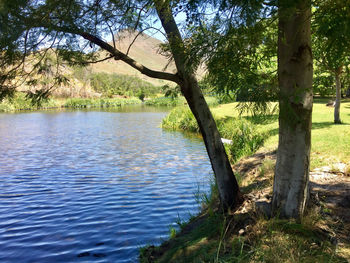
[0,106,212,263]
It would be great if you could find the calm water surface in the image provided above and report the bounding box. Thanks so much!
[0,106,212,263]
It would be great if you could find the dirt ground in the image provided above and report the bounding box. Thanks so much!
[233,150,350,247]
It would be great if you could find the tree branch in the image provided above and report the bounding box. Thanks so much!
[80,32,180,84]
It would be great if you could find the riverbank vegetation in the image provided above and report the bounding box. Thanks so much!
[0,92,141,112]
[162,106,265,163]
[73,70,162,99]
[162,98,350,169]
[141,98,350,262]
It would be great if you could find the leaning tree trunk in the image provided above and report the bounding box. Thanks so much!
[154,1,243,210]
[334,67,342,124]
[272,0,313,219]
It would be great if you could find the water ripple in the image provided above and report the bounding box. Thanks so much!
[0,109,211,262]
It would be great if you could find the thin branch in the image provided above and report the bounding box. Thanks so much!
[78,55,114,64]
[80,31,180,84]
[126,29,145,56]
[133,2,149,31]
[106,21,116,49]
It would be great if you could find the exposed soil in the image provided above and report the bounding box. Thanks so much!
[310,164,350,244]
[232,151,350,245]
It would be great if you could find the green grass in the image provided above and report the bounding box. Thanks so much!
[0,93,142,112]
[207,98,350,169]
[144,97,186,107]
[165,98,349,169]
[144,96,218,108]
[63,97,140,108]
[162,107,265,162]
[0,92,59,112]
[140,98,350,262]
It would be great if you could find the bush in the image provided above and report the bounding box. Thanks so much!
[79,71,161,98]
[63,97,140,108]
[162,107,265,162]
[217,118,265,162]
[145,96,185,107]
[0,92,59,112]
[162,107,200,133]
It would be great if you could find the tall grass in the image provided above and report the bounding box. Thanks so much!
[144,97,185,106]
[145,96,218,107]
[162,107,200,132]
[0,92,141,112]
[63,97,140,108]
[218,118,265,162]
[162,107,265,162]
[0,92,59,112]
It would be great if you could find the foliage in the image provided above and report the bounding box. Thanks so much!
[205,19,278,105]
[312,0,350,105]
[162,84,180,100]
[162,107,265,162]
[0,92,59,112]
[313,0,350,72]
[0,92,141,112]
[313,68,335,97]
[144,96,185,107]
[218,118,265,162]
[63,97,140,108]
[85,72,161,98]
[162,107,201,133]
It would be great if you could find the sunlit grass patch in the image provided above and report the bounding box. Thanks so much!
[0,92,59,112]
[209,99,350,169]
[63,97,140,108]
[162,107,266,162]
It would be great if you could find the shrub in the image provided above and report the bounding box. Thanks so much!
[145,96,185,107]
[218,118,265,162]
[162,107,265,162]
[63,97,140,108]
[0,92,59,111]
[162,107,200,132]
[81,72,161,98]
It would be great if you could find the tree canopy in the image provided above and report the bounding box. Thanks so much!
[0,0,335,219]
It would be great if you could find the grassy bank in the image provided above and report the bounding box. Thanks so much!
[144,96,218,107]
[162,107,265,163]
[162,98,350,168]
[144,97,186,107]
[140,98,350,262]
[63,97,140,108]
[0,92,60,112]
[0,92,142,112]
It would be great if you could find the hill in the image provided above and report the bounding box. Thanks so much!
[91,31,177,87]
[16,30,205,98]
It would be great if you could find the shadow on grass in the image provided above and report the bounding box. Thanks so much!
[243,114,279,125]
